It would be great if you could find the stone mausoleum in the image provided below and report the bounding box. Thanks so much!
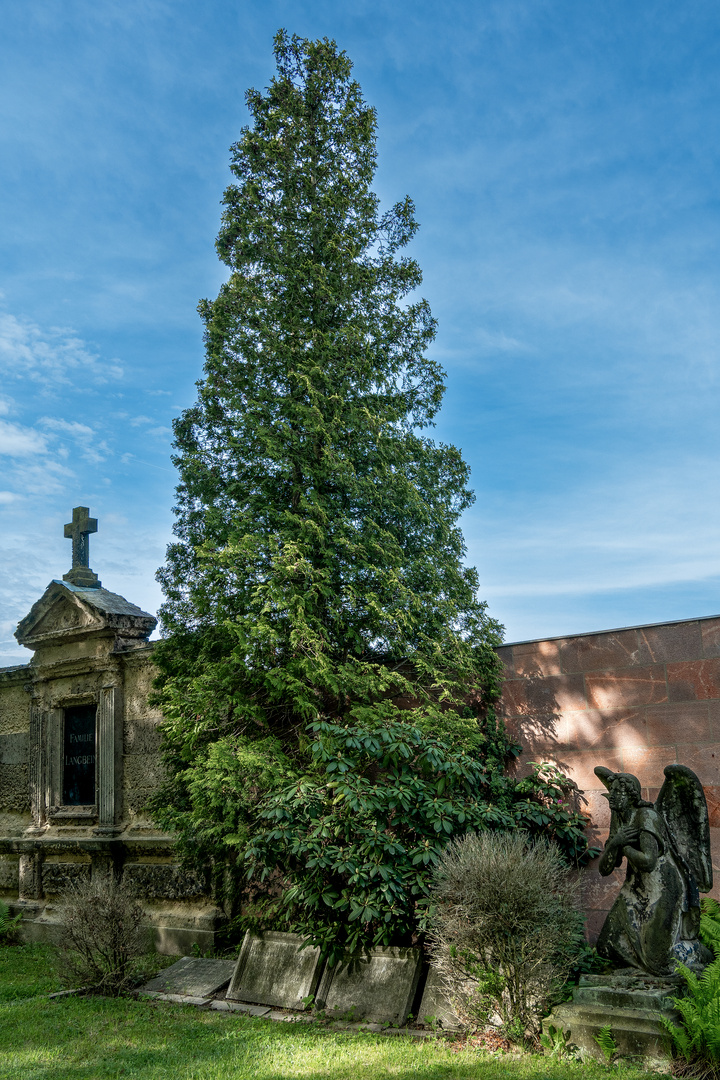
[1,506,720,952]
[0,508,222,953]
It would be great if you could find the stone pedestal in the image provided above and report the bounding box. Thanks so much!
[543,972,681,1070]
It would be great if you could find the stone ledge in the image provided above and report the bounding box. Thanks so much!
[543,975,680,1070]
[139,992,211,1007]
[210,1001,271,1017]
[0,835,177,856]
[0,666,30,684]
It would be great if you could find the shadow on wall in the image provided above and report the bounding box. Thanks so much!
[497,621,720,937]
[498,639,639,937]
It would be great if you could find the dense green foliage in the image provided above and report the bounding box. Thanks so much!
[700,896,720,956]
[247,722,597,961]
[151,31,596,949]
[661,898,720,1079]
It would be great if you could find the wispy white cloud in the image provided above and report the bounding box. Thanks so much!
[5,458,75,498]
[467,454,720,612]
[0,419,48,456]
[39,416,110,464]
[0,313,123,387]
[0,310,133,506]
[41,418,94,438]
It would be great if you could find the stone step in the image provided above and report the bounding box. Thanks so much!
[550,1001,680,1034]
[579,973,679,990]
[544,999,679,1068]
[573,984,677,1012]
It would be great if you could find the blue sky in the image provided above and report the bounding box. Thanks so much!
[2,0,720,665]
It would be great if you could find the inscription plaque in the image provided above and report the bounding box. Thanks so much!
[63,705,96,805]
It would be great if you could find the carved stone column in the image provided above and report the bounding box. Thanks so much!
[46,707,62,815]
[18,850,42,899]
[94,684,121,836]
[25,703,45,834]
[91,852,118,887]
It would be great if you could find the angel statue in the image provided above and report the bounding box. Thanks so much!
[594,764,714,976]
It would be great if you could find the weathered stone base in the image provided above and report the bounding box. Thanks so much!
[0,832,225,955]
[8,897,223,956]
[543,973,681,1070]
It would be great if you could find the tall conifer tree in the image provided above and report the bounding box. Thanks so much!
[157,31,503,736]
[151,34,592,943]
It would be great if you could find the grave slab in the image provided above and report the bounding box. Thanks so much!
[417,965,461,1030]
[315,947,421,1025]
[226,931,324,1010]
[140,956,236,998]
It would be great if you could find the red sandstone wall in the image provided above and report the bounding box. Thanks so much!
[497,616,720,940]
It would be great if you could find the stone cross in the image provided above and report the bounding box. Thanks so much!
[62,506,101,589]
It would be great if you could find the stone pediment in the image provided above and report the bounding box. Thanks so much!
[15,580,157,650]
[24,593,103,640]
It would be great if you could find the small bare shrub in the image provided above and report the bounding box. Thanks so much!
[58,876,148,995]
[429,831,584,1039]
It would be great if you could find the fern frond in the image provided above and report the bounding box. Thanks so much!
[701,898,720,959]
[661,1017,694,1059]
[700,958,720,993]
[668,945,720,1070]
[678,962,701,996]
[0,901,22,944]
[706,1019,720,1061]
[594,1024,617,1064]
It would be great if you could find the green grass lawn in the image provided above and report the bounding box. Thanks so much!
[0,945,659,1080]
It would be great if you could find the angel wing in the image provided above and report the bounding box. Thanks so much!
[655,764,713,894]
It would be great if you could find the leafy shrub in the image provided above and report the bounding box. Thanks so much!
[662,958,720,1080]
[244,716,596,963]
[428,831,585,1039]
[0,901,22,945]
[540,1023,575,1060]
[661,898,720,1080]
[58,877,149,995]
[565,939,612,985]
[149,729,294,912]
